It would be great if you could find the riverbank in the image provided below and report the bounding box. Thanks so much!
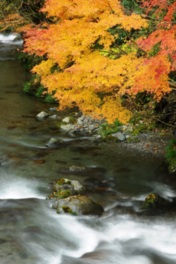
[121,132,171,158]
[36,108,172,160]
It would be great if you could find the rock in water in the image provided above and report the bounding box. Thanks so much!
[49,178,85,199]
[142,193,173,212]
[47,178,104,216]
[52,195,104,216]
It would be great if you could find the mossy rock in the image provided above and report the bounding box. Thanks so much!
[142,193,169,210]
[48,178,85,199]
[165,139,176,174]
[52,195,104,216]
[168,162,176,174]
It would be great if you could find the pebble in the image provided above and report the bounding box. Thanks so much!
[46,137,58,147]
[36,111,49,120]
[62,117,70,123]
[112,132,126,141]
[49,114,58,119]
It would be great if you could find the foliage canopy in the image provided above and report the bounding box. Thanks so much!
[23,0,176,123]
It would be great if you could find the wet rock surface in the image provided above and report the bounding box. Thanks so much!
[49,178,85,199]
[47,178,104,216]
[142,193,169,210]
[36,109,172,160]
[140,193,176,216]
[52,195,104,216]
[60,114,102,135]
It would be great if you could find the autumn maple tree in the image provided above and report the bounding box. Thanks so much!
[23,0,175,123]
[130,0,176,99]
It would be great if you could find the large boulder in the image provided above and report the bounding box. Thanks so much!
[52,195,104,216]
[47,178,104,216]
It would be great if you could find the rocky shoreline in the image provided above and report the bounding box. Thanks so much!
[34,109,176,216]
[36,108,172,159]
[121,132,171,158]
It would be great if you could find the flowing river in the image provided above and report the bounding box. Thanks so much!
[0,33,176,264]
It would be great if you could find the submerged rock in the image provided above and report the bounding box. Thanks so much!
[69,165,86,172]
[52,195,104,216]
[45,137,63,147]
[45,137,58,147]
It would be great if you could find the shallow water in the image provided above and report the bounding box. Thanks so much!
[0,33,176,264]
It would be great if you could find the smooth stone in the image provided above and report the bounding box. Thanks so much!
[45,137,58,147]
[36,111,49,119]
[49,107,57,111]
[112,132,126,141]
[69,165,86,172]
[49,114,58,119]
[48,178,85,199]
[53,195,104,216]
[62,117,70,123]
[77,115,85,125]
[60,124,76,131]
[88,124,96,132]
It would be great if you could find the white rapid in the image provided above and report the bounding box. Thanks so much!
[0,172,45,199]
[0,33,23,45]
[0,173,175,264]
[0,32,23,60]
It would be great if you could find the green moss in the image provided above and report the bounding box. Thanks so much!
[23,74,56,104]
[62,206,72,213]
[56,179,72,185]
[129,112,156,136]
[53,189,72,199]
[126,136,139,143]
[142,193,159,209]
[131,123,147,136]
[165,139,176,173]
[69,116,77,124]
[102,135,119,142]
[44,93,56,103]
[35,86,45,97]
[99,119,122,138]
[61,206,77,215]
[19,52,57,103]
[18,52,44,71]
[23,75,41,95]
[121,0,143,14]
[166,139,176,160]
[149,42,161,57]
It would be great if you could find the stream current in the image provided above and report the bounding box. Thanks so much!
[0,33,176,264]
